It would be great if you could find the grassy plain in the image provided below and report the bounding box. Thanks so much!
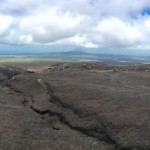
[0,52,150,65]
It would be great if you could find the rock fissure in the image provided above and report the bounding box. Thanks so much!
[30,104,116,145]
[43,82,150,150]
[6,79,150,150]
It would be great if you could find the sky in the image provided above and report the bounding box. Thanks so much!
[1,0,150,53]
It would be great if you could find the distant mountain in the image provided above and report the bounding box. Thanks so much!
[61,49,89,55]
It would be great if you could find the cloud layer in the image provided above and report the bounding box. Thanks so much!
[1,0,150,50]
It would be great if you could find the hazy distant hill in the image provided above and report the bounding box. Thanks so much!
[59,49,89,55]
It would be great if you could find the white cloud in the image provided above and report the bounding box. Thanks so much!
[0,0,150,50]
[91,17,142,48]
[0,15,13,36]
[18,9,84,44]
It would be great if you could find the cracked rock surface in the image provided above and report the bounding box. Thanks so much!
[0,62,150,150]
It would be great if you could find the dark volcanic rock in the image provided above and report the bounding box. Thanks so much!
[0,62,150,150]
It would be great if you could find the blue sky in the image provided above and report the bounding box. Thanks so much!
[0,0,150,53]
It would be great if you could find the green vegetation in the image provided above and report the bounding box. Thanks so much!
[0,54,97,64]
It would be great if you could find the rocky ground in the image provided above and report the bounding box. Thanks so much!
[0,62,150,150]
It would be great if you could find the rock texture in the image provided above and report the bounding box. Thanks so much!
[0,62,150,150]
